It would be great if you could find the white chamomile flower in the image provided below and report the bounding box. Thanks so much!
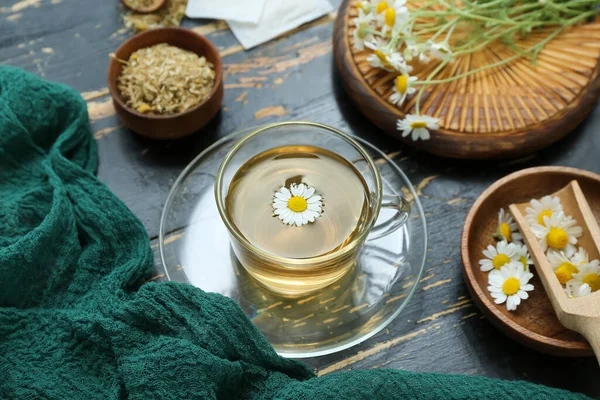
[428,40,454,62]
[352,11,376,50]
[525,195,563,227]
[569,262,600,296]
[493,208,523,244]
[389,74,417,106]
[530,211,582,256]
[479,240,517,272]
[570,247,600,268]
[355,0,374,14]
[272,183,322,227]
[513,244,533,272]
[396,114,439,141]
[488,262,534,311]
[404,41,430,64]
[365,38,411,74]
[565,280,591,298]
[378,2,410,34]
[547,250,580,286]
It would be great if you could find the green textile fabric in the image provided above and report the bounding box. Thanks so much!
[0,66,590,400]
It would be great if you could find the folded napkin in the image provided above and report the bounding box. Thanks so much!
[0,66,591,399]
[186,0,333,49]
[186,0,266,24]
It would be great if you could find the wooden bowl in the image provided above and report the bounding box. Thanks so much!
[107,28,223,140]
[461,166,600,356]
[333,0,600,159]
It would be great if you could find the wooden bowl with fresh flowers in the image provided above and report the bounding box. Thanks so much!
[461,166,600,356]
[107,28,223,139]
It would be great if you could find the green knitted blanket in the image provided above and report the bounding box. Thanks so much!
[0,66,589,399]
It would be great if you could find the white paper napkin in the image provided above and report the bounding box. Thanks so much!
[227,0,334,50]
[186,0,267,24]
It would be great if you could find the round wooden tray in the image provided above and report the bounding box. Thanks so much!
[333,0,600,159]
[461,167,600,357]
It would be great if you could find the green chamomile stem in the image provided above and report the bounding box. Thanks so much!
[437,0,523,25]
[507,2,543,15]
[415,58,451,115]
[429,18,459,42]
[546,0,582,14]
[469,0,508,9]
[453,25,520,53]
[417,27,564,86]
[565,8,599,24]
[444,20,458,42]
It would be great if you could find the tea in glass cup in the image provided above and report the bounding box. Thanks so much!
[215,122,410,296]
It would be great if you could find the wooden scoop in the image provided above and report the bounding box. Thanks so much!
[121,0,166,14]
[509,180,600,363]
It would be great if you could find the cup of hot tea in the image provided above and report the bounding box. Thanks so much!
[214,121,410,296]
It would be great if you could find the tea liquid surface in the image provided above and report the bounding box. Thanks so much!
[226,145,369,259]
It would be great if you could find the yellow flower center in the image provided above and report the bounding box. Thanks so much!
[384,7,396,27]
[502,277,520,296]
[287,196,308,213]
[492,254,511,270]
[546,227,568,249]
[583,273,600,292]
[410,121,428,129]
[396,75,408,94]
[519,256,528,271]
[376,1,389,13]
[537,210,553,226]
[555,262,578,285]
[500,222,512,242]
[375,49,388,63]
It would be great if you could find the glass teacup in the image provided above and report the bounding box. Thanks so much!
[215,121,410,296]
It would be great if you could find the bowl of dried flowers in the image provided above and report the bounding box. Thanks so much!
[108,27,223,139]
[461,166,600,356]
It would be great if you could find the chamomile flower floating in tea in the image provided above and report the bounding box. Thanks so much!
[494,208,522,244]
[487,262,534,311]
[396,114,440,142]
[273,183,323,227]
[390,74,418,106]
[531,212,582,256]
[547,251,579,286]
[479,240,516,272]
[513,244,533,272]
[525,196,563,227]
[227,145,367,259]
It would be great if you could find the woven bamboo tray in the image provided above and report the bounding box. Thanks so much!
[333,0,600,159]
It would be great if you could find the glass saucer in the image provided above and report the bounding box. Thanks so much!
[159,125,427,358]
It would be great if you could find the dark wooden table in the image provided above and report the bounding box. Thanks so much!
[3,0,600,396]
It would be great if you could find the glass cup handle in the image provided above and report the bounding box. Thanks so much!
[367,194,411,241]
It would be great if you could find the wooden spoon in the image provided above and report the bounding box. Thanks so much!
[121,0,166,14]
[510,180,600,363]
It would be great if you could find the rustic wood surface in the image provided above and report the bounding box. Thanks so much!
[334,0,600,159]
[2,0,600,396]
